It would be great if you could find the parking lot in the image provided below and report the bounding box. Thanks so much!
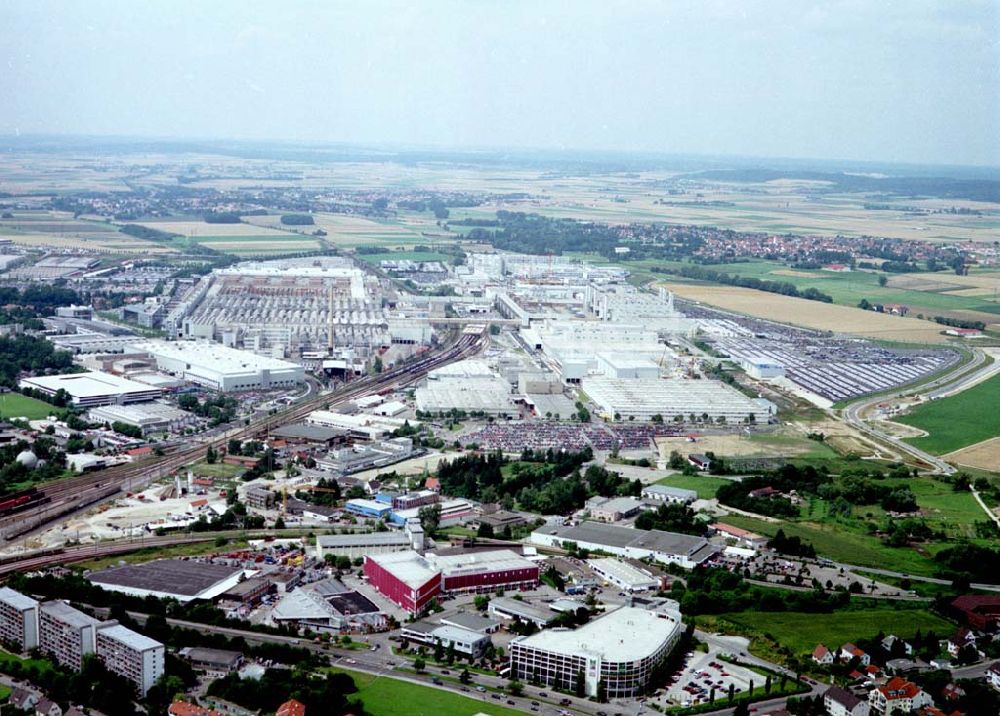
[662,648,762,709]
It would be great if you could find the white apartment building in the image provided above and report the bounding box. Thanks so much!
[39,600,101,670]
[0,587,39,651]
[96,623,165,696]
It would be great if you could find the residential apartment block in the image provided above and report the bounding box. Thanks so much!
[0,586,39,651]
[96,623,165,696]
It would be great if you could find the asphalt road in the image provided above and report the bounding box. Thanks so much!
[840,346,994,475]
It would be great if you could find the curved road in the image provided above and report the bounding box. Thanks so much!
[840,347,994,475]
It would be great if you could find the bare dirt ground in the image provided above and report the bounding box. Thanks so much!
[945,437,1000,472]
[874,420,929,438]
[662,282,952,343]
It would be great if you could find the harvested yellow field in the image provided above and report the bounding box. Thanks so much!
[136,221,289,237]
[946,287,997,298]
[0,233,174,253]
[944,437,1000,472]
[771,269,824,279]
[662,282,951,343]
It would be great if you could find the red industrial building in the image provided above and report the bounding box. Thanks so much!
[429,550,540,595]
[364,549,539,614]
[363,552,441,616]
[951,595,1000,631]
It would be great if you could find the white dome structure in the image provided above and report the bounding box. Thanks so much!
[15,450,38,470]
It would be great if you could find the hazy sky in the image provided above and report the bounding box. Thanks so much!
[1,0,997,166]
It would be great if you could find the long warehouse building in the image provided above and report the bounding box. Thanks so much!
[135,340,304,392]
[582,376,775,423]
[531,521,718,569]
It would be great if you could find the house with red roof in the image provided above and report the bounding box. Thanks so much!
[869,677,932,714]
[276,700,306,716]
[951,595,1000,630]
[812,643,834,665]
[840,642,871,666]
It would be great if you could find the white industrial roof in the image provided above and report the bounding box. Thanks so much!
[20,371,158,399]
[136,340,301,374]
[427,549,535,577]
[588,557,658,588]
[512,606,680,663]
[98,623,162,652]
[643,485,698,499]
[368,550,439,589]
[427,359,495,380]
[272,589,336,621]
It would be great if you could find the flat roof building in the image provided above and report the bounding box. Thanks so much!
[19,371,161,408]
[510,606,683,698]
[315,530,417,560]
[532,521,717,570]
[587,558,659,593]
[488,597,556,628]
[400,621,491,659]
[0,586,39,651]
[87,559,245,603]
[135,340,304,393]
[88,401,196,436]
[426,549,539,595]
[641,485,698,505]
[582,376,773,423]
[589,496,644,523]
[179,647,244,676]
[38,600,101,671]
[363,551,442,616]
[95,623,165,696]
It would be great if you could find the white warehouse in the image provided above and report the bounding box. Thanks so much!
[582,376,773,423]
[135,340,304,392]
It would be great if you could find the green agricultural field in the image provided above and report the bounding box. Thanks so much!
[335,667,525,716]
[897,374,1000,454]
[0,392,57,420]
[719,606,954,656]
[656,473,731,499]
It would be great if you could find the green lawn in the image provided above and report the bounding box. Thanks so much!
[719,606,954,655]
[0,649,55,675]
[896,374,1000,454]
[335,667,525,716]
[656,474,731,499]
[0,392,57,420]
[717,514,941,576]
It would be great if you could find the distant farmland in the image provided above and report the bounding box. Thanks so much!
[662,282,952,344]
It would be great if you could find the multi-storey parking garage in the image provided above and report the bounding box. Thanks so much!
[509,606,682,698]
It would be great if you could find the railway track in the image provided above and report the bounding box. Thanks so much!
[1,332,483,542]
